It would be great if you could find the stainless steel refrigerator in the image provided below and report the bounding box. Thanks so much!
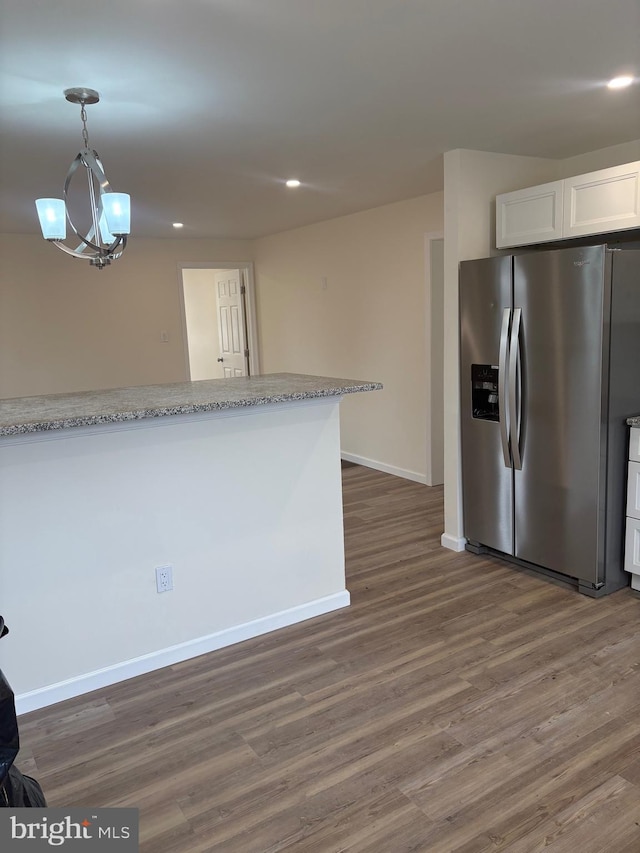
[460,244,640,596]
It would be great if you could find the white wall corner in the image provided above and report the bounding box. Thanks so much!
[440,532,467,552]
[341,452,427,484]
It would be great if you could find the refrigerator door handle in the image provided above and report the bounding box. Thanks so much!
[498,308,511,467]
[509,307,523,470]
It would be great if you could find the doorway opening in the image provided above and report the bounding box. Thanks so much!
[178,262,260,380]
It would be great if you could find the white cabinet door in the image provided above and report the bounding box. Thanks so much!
[625,431,640,589]
[496,180,564,248]
[627,460,640,521]
[625,517,640,589]
[563,161,640,238]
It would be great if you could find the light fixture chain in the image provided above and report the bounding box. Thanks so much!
[80,103,90,149]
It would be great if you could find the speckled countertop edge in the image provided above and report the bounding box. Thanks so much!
[0,373,383,436]
[628,415,640,427]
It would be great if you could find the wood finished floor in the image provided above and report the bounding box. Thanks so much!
[16,465,640,852]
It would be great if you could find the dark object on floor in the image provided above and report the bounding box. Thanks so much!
[0,616,47,807]
[0,617,18,788]
[1,766,47,807]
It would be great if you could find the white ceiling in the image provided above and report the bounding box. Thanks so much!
[1,0,639,240]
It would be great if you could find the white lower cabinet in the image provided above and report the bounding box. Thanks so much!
[626,519,640,592]
[625,429,640,592]
[628,460,640,517]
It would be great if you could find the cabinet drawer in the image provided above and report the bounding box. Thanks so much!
[630,428,640,464]
[625,516,640,577]
[628,461,640,520]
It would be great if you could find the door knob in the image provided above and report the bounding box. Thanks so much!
[217,357,224,362]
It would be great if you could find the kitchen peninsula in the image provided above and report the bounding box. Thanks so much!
[0,373,381,714]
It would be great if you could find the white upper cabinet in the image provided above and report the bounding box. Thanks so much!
[496,161,640,249]
[563,162,640,237]
[496,180,564,248]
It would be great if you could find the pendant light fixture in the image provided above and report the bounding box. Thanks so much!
[35,88,130,270]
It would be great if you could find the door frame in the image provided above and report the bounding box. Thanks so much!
[425,231,444,486]
[177,260,261,378]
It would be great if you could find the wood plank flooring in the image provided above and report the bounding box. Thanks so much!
[15,465,640,852]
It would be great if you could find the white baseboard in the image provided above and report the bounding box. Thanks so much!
[15,591,350,716]
[341,452,427,484]
[440,532,467,552]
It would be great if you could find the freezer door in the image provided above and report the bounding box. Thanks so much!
[513,245,606,583]
[460,256,513,554]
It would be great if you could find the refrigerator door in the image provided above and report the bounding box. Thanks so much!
[513,245,607,583]
[460,256,513,554]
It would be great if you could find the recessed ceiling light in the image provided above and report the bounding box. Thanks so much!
[285,179,301,188]
[172,222,184,228]
[607,75,633,89]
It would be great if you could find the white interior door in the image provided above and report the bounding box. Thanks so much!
[215,269,247,377]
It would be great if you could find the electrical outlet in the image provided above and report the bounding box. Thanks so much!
[155,564,173,593]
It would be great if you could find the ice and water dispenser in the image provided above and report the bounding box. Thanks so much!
[471,364,499,421]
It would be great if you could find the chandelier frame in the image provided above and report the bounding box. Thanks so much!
[36,88,130,270]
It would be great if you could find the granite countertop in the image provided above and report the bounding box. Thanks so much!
[628,415,640,427]
[0,373,383,437]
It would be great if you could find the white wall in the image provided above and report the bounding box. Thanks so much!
[0,234,253,398]
[253,193,444,482]
[2,400,348,712]
[441,140,640,551]
[559,139,640,178]
[1,195,444,483]
[181,268,222,380]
